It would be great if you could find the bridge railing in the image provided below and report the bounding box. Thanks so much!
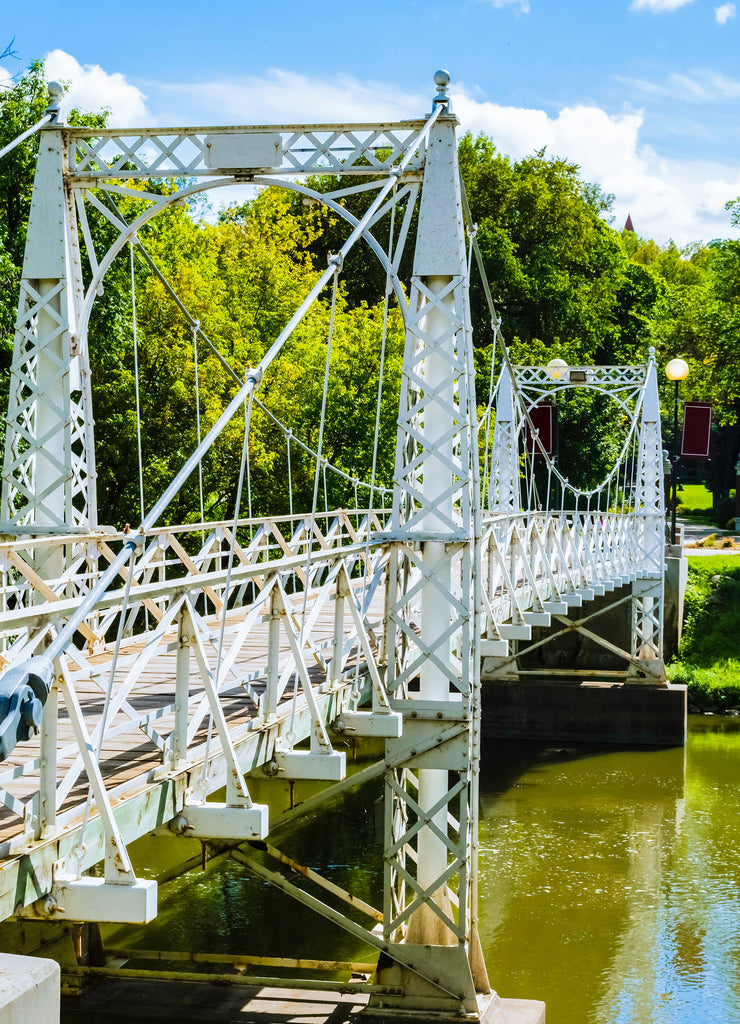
[480,511,650,635]
[0,509,389,661]
[0,508,392,856]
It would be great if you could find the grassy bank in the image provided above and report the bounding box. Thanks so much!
[667,555,740,711]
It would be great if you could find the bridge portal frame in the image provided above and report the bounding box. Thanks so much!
[0,76,509,1021]
[487,356,667,685]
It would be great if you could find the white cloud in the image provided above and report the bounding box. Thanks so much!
[147,68,740,244]
[32,53,740,246]
[44,50,150,126]
[715,3,736,23]
[452,89,740,244]
[144,69,423,125]
[479,0,530,11]
[630,0,693,11]
[618,68,740,100]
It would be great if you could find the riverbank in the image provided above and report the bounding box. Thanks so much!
[667,554,740,712]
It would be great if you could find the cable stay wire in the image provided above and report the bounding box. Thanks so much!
[460,173,652,514]
[95,190,394,520]
[0,111,53,161]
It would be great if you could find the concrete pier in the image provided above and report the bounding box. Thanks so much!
[482,680,687,747]
[0,952,60,1024]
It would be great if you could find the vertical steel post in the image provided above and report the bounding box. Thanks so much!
[1,86,97,548]
[38,679,58,838]
[264,587,281,720]
[331,574,347,686]
[628,350,667,683]
[172,607,191,767]
[374,72,494,1018]
[489,367,520,514]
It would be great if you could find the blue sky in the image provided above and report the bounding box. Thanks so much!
[4,0,740,244]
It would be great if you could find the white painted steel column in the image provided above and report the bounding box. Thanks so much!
[38,680,58,838]
[377,74,492,1014]
[1,95,96,544]
[415,277,456,942]
[264,587,281,718]
[172,609,191,766]
[490,367,520,513]
[629,351,667,682]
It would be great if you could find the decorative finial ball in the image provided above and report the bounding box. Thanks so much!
[434,70,451,90]
[47,81,64,100]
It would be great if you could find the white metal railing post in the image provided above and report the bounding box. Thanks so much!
[264,586,281,720]
[172,606,192,767]
[37,677,58,838]
[331,573,347,686]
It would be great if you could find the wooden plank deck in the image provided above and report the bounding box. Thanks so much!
[0,581,383,909]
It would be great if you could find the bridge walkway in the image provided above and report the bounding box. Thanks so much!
[0,512,389,922]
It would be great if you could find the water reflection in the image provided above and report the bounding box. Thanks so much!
[479,720,740,1024]
[85,718,740,1024]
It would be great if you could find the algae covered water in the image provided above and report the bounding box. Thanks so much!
[477,718,740,1023]
[82,717,740,1023]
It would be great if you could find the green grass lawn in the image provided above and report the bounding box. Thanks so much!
[676,482,713,512]
[667,555,740,709]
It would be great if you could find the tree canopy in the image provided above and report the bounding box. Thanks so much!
[1,62,739,529]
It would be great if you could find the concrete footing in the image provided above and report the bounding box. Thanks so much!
[62,978,544,1023]
[0,952,60,1024]
[489,1000,546,1024]
[365,994,545,1023]
[482,680,687,747]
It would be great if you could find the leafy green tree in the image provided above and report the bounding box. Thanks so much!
[458,133,634,364]
[90,184,403,527]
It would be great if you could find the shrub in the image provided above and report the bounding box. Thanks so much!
[713,496,736,528]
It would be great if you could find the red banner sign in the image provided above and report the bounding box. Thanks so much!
[681,402,712,459]
[524,403,553,457]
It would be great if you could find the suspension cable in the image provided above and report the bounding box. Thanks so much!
[200,387,255,791]
[0,112,52,161]
[129,240,146,523]
[460,173,653,513]
[287,263,340,747]
[192,321,206,532]
[74,545,138,869]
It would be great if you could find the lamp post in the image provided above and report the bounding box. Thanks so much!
[665,357,689,544]
[546,359,567,509]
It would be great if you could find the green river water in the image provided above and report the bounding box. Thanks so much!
[74,715,740,1024]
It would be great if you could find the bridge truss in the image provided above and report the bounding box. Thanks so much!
[0,71,668,1021]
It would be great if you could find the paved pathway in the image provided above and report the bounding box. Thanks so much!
[680,518,740,555]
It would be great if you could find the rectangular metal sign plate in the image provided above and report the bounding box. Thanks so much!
[204,133,283,170]
[525,403,553,457]
[681,402,712,458]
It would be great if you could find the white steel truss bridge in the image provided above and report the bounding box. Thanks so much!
[0,71,669,1021]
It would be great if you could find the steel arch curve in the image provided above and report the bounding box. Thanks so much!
[77,175,411,349]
